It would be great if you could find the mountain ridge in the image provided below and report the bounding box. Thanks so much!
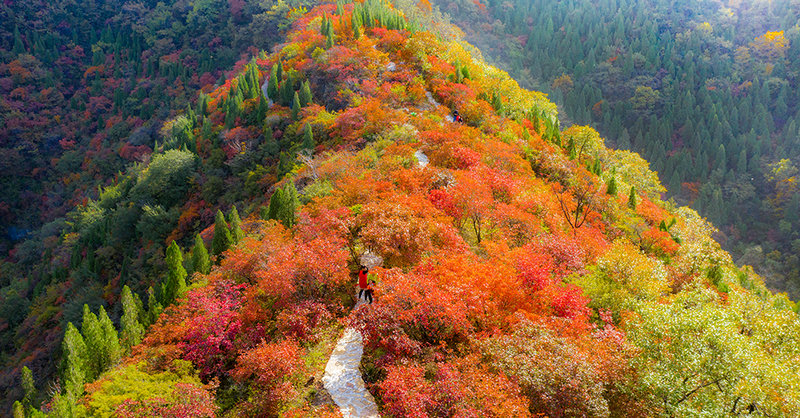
[6,1,800,416]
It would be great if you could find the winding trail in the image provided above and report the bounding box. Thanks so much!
[322,299,380,418]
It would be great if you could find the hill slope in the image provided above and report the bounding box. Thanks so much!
[11,1,800,416]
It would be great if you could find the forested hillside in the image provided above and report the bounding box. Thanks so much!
[430,0,800,295]
[5,1,800,416]
[0,0,309,254]
[0,0,311,410]
[4,0,800,416]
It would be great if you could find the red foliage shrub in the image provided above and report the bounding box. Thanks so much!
[640,227,679,257]
[275,301,333,342]
[179,280,246,380]
[232,339,303,414]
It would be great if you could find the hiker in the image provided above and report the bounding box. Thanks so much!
[358,265,369,300]
[364,280,376,304]
[453,110,463,123]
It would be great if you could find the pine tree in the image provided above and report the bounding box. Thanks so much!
[267,64,280,102]
[491,92,504,114]
[191,234,211,275]
[299,80,312,107]
[81,305,104,380]
[302,123,315,150]
[147,286,163,326]
[212,209,233,256]
[326,29,335,49]
[606,175,618,195]
[61,322,88,397]
[281,72,294,106]
[352,12,362,39]
[120,286,145,350]
[97,306,122,369]
[628,186,637,210]
[282,182,300,228]
[12,26,24,55]
[267,188,285,221]
[228,206,245,243]
[21,366,36,410]
[162,241,188,306]
[291,91,301,120]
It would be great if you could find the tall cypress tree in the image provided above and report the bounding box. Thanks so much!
[299,81,312,107]
[61,322,88,397]
[267,188,285,222]
[282,182,300,228]
[212,210,232,256]
[606,175,618,195]
[281,73,294,106]
[12,26,24,54]
[628,186,637,210]
[120,285,144,349]
[228,206,245,243]
[12,401,24,418]
[291,91,301,120]
[147,286,163,326]
[191,234,211,275]
[162,241,187,306]
[267,64,280,102]
[20,366,36,410]
[81,305,104,381]
[302,123,315,150]
[97,306,122,369]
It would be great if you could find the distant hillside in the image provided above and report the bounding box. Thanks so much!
[429,0,800,296]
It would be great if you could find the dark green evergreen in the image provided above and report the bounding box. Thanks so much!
[120,285,145,349]
[228,205,245,243]
[162,241,188,306]
[191,234,211,275]
[212,209,233,256]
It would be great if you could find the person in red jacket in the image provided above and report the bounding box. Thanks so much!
[358,266,369,300]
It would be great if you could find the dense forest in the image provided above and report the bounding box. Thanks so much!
[3,0,800,416]
[0,0,312,410]
[430,0,800,295]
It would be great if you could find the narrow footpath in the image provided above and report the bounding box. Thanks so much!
[321,299,380,418]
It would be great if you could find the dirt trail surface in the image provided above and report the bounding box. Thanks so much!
[322,302,380,418]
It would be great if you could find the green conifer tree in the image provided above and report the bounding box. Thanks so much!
[12,401,24,418]
[12,26,24,54]
[61,322,88,397]
[212,210,232,256]
[97,306,122,369]
[147,286,163,326]
[228,206,245,243]
[291,91,301,120]
[191,234,211,275]
[299,81,313,107]
[606,175,618,195]
[21,366,36,410]
[326,29,335,49]
[282,182,300,228]
[267,188,285,221]
[302,123,315,150]
[162,241,187,306]
[628,186,637,210]
[81,306,104,381]
[120,285,145,350]
[267,64,280,102]
[281,72,295,106]
[352,13,362,39]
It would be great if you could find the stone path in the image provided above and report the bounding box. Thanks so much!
[414,149,429,168]
[322,301,380,418]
